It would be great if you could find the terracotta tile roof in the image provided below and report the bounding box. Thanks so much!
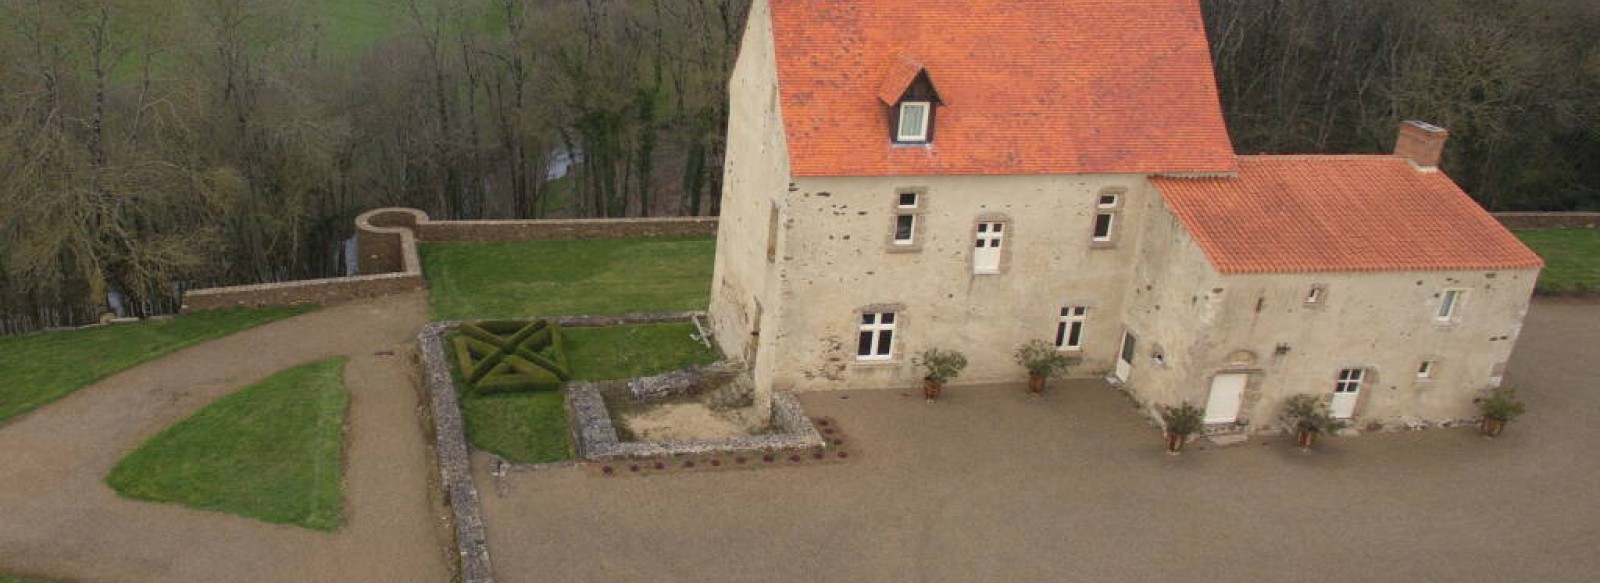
[768,0,1237,177]
[877,55,925,106]
[1152,156,1545,274]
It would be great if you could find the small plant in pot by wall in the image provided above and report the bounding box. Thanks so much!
[916,348,968,401]
[1279,394,1344,451]
[1013,339,1073,395]
[1477,387,1526,438]
[1160,402,1205,454]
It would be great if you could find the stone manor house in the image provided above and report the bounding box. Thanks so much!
[707,0,1544,433]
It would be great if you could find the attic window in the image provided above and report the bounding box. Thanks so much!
[897,102,931,143]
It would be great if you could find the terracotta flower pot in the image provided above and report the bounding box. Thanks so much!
[1028,375,1047,395]
[923,378,943,400]
[1295,429,1317,450]
[1165,432,1187,454]
[1481,416,1507,438]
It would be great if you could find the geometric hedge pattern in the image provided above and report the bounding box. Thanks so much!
[453,320,570,396]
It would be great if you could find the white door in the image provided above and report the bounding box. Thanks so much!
[1330,368,1364,419]
[1115,331,1136,382]
[973,222,1003,273]
[1204,374,1248,424]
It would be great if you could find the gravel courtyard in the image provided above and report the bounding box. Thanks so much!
[480,300,1600,583]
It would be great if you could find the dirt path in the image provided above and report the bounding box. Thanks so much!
[0,294,452,583]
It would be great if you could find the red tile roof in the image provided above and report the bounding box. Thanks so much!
[1152,156,1545,274]
[768,0,1238,177]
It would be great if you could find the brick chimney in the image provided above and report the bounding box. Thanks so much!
[1394,120,1450,170]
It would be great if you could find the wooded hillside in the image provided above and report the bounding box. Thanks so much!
[1,0,1595,323]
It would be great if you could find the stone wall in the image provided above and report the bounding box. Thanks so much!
[1493,212,1600,230]
[184,207,717,313]
[182,273,425,311]
[418,217,717,242]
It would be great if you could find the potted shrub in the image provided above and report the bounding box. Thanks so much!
[1279,394,1344,451]
[1013,339,1073,395]
[1160,402,1204,454]
[915,348,968,401]
[1477,387,1526,438]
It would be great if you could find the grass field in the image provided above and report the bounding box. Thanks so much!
[0,307,309,425]
[451,323,718,464]
[107,358,350,531]
[421,238,716,319]
[1516,229,1600,293]
[0,575,45,583]
[314,0,405,59]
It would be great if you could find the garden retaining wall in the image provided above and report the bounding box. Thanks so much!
[183,208,719,312]
[1493,212,1600,230]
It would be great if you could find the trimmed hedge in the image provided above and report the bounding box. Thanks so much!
[455,319,570,396]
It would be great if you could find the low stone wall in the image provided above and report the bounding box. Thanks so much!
[418,216,718,242]
[183,207,718,312]
[569,387,823,461]
[1494,212,1600,230]
[418,321,495,583]
[182,273,425,311]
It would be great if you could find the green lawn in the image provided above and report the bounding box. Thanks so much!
[0,575,46,583]
[0,307,309,425]
[107,358,350,531]
[421,238,716,319]
[451,323,718,464]
[565,323,719,381]
[1516,229,1600,293]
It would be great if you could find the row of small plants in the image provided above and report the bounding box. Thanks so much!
[914,339,1076,400]
[1158,387,1530,454]
[592,417,853,477]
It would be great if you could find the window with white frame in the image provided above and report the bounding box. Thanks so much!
[1417,360,1438,379]
[1055,306,1087,350]
[857,312,896,360]
[892,192,919,245]
[1092,192,1121,243]
[1335,368,1365,393]
[897,102,931,143]
[973,222,1004,273]
[1305,284,1326,304]
[1437,289,1465,321]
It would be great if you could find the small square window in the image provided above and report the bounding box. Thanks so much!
[1098,194,1120,208]
[1417,360,1438,379]
[1305,285,1326,304]
[898,192,919,208]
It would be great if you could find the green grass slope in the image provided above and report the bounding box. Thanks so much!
[1516,229,1600,293]
[107,358,350,531]
[0,307,309,424]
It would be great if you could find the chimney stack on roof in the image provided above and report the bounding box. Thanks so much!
[1395,120,1450,170]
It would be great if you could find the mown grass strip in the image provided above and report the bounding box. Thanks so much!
[107,358,350,531]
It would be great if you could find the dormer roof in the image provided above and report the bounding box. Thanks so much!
[877,55,936,106]
[768,0,1238,178]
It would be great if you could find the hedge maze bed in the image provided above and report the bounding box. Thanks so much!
[454,320,571,395]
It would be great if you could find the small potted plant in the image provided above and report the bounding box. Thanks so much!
[1160,402,1204,454]
[1279,394,1344,451]
[916,348,968,401]
[1013,339,1073,395]
[1477,387,1526,438]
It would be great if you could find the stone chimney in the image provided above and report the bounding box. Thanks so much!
[1394,120,1450,170]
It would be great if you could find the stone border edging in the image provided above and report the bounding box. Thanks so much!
[569,387,823,461]
[418,321,494,583]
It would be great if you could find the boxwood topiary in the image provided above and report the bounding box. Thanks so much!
[455,319,572,395]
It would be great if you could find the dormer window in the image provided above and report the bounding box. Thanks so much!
[878,55,942,145]
[897,102,931,143]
